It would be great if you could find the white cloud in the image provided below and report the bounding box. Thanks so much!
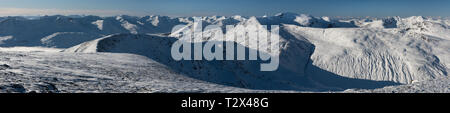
[0,8,139,16]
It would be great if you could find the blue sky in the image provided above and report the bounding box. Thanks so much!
[0,0,449,17]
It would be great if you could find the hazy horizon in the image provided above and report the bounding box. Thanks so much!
[0,0,449,17]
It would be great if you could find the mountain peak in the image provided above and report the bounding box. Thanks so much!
[274,12,300,17]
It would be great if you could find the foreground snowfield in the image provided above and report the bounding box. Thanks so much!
[0,13,449,93]
[1,48,299,93]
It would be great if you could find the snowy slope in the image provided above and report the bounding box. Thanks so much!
[64,33,324,91]
[284,20,449,84]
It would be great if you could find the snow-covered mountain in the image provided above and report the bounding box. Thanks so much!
[63,33,320,91]
[257,12,357,28]
[1,12,449,93]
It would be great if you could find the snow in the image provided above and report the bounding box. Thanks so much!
[0,47,63,52]
[0,36,13,44]
[116,16,138,34]
[1,50,292,93]
[63,33,322,91]
[1,12,449,93]
[40,32,98,48]
[92,20,104,30]
[0,15,189,47]
[62,34,119,53]
[150,16,160,26]
[284,25,449,84]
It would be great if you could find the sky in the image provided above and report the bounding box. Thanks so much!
[0,0,449,17]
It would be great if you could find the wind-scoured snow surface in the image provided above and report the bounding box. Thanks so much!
[1,12,449,93]
[1,49,298,93]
